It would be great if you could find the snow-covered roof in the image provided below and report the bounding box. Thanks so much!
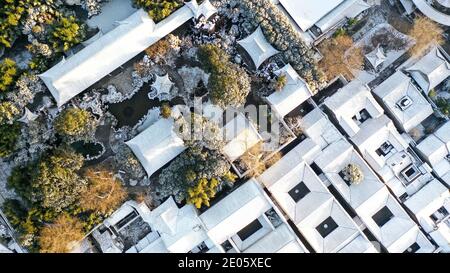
[399,0,416,14]
[300,108,344,149]
[296,197,362,253]
[316,0,371,33]
[39,7,195,106]
[186,0,218,19]
[237,26,280,68]
[257,139,375,252]
[365,45,387,69]
[279,0,344,31]
[373,71,433,132]
[18,107,39,124]
[314,139,387,211]
[438,0,450,7]
[199,179,307,252]
[259,161,334,224]
[148,197,208,253]
[242,224,306,253]
[411,0,450,26]
[404,179,449,234]
[93,201,155,253]
[352,115,433,198]
[324,80,384,137]
[416,121,450,183]
[356,187,435,252]
[199,180,271,243]
[266,64,313,118]
[351,115,409,172]
[126,118,186,177]
[0,243,11,253]
[222,113,262,162]
[104,200,151,227]
[338,234,378,253]
[406,46,450,93]
[151,73,174,97]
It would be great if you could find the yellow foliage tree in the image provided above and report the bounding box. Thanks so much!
[39,214,84,253]
[318,34,363,81]
[409,16,444,58]
[186,178,220,209]
[80,168,128,215]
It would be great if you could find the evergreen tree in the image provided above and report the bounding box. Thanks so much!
[54,107,96,139]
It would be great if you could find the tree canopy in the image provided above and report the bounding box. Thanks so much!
[198,44,251,108]
[157,147,235,207]
[0,0,28,48]
[31,147,87,212]
[49,16,86,52]
[409,16,444,58]
[318,34,363,81]
[79,168,127,215]
[0,121,20,157]
[133,0,182,22]
[38,214,85,253]
[0,58,18,93]
[54,107,96,140]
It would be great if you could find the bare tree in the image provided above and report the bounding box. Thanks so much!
[318,34,364,81]
[39,214,84,253]
[409,16,444,58]
[240,142,282,177]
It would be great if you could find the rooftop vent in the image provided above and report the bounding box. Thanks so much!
[288,182,310,202]
[372,206,394,227]
[316,217,338,238]
[397,96,413,111]
[401,164,421,185]
[376,141,394,157]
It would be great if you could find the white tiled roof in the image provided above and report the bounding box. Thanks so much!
[324,80,384,137]
[279,0,344,31]
[266,64,312,118]
[126,118,186,177]
[373,71,433,132]
[406,46,450,93]
[39,7,195,106]
[237,26,279,68]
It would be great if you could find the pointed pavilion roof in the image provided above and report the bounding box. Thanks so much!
[18,107,39,124]
[237,26,280,69]
[151,73,174,97]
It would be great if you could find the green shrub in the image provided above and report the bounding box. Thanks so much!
[133,0,182,22]
[0,0,28,48]
[428,89,437,98]
[333,27,347,37]
[160,102,172,118]
[198,44,251,108]
[0,58,18,93]
[49,16,86,52]
[157,147,235,206]
[54,108,96,139]
[436,98,450,116]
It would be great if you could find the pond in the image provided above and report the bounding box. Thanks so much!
[108,82,185,128]
[71,141,105,160]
